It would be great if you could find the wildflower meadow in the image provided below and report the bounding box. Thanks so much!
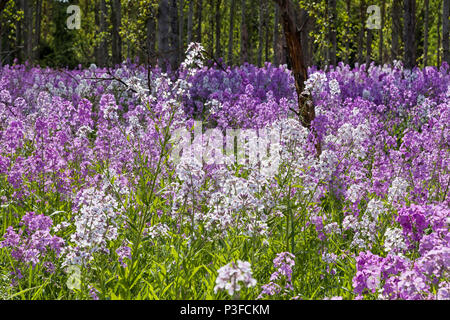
[0,42,448,301]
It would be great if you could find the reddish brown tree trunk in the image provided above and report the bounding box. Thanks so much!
[272,0,311,127]
[272,0,319,154]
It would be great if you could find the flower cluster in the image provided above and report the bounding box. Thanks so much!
[0,212,64,278]
[214,260,257,296]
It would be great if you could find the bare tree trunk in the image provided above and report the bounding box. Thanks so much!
[34,0,42,61]
[358,0,365,65]
[328,0,337,66]
[227,0,236,64]
[438,1,441,67]
[366,29,373,68]
[158,0,170,71]
[257,0,263,66]
[96,0,108,67]
[443,0,450,64]
[265,2,269,62]
[23,0,32,62]
[111,0,122,65]
[391,0,402,62]
[345,0,351,65]
[215,0,222,59]
[187,0,193,44]
[146,5,156,65]
[179,0,184,62]
[240,0,248,64]
[195,0,203,43]
[209,1,214,55]
[273,2,279,66]
[379,0,385,65]
[170,0,179,69]
[423,0,429,65]
[272,0,310,126]
[403,0,416,69]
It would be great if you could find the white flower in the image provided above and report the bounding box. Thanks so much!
[384,227,407,253]
[214,260,257,296]
[366,198,385,220]
[329,79,341,96]
[388,177,409,202]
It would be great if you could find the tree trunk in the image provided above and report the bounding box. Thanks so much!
[240,0,248,64]
[328,0,337,66]
[423,0,429,66]
[227,0,236,64]
[195,0,203,43]
[170,0,179,70]
[111,0,122,65]
[438,1,441,67]
[179,0,184,62]
[265,1,269,62]
[257,0,264,66]
[34,0,42,61]
[391,0,401,62]
[215,0,222,59]
[366,29,373,68]
[158,0,170,71]
[271,0,311,127]
[403,0,416,69]
[96,0,108,67]
[146,5,156,66]
[443,0,450,64]
[358,0,365,65]
[379,0,385,65]
[273,2,279,66]
[187,0,193,44]
[345,0,351,65]
[23,0,32,62]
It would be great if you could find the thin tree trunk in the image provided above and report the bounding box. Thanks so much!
[97,0,107,66]
[34,0,42,61]
[23,0,32,62]
[358,0,365,65]
[392,0,401,62]
[187,0,193,44]
[16,0,23,62]
[227,0,235,64]
[443,0,450,64]
[158,0,170,71]
[328,0,337,66]
[379,0,385,65]
[257,0,263,66]
[240,0,248,64]
[146,7,156,66]
[345,0,351,65]
[265,1,269,62]
[366,29,373,68]
[170,0,179,69]
[423,0,429,65]
[209,1,214,55]
[196,0,203,43]
[179,0,184,62]
[215,0,222,59]
[111,0,122,65]
[273,2,279,66]
[403,0,416,69]
[438,1,441,67]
